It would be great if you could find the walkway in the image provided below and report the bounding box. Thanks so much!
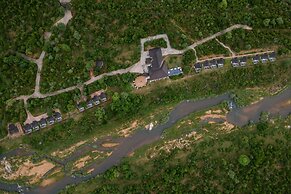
[11,24,254,122]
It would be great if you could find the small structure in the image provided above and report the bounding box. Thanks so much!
[31,121,40,131]
[228,101,237,110]
[231,57,239,67]
[100,92,107,102]
[194,62,203,73]
[8,124,19,135]
[23,124,32,134]
[46,116,55,125]
[209,59,217,69]
[53,112,62,122]
[168,67,183,77]
[260,53,268,63]
[134,76,148,88]
[77,103,85,112]
[87,99,94,109]
[217,58,224,68]
[268,52,276,62]
[252,55,260,64]
[92,95,101,105]
[147,48,169,82]
[239,56,247,66]
[203,60,211,69]
[95,60,104,69]
[39,118,47,128]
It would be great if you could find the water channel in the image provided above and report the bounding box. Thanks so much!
[0,88,290,194]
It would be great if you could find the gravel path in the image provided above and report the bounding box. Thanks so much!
[12,24,254,117]
[215,38,236,57]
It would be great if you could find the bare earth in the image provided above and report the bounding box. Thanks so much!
[4,160,55,184]
[51,140,87,158]
[118,121,138,137]
[101,143,119,148]
[74,156,91,169]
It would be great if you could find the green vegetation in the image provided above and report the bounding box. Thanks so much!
[39,0,290,92]
[0,0,62,56]
[27,89,81,115]
[144,38,167,50]
[196,39,229,58]
[62,115,291,194]
[10,61,291,153]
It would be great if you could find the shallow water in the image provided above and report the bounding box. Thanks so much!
[1,89,290,194]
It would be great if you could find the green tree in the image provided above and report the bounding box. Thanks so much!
[263,19,271,27]
[238,154,250,166]
[218,0,228,9]
[95,108,107,123]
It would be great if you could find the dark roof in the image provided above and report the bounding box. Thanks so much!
[47,116,55,122]
[240,56,247,62]
[261,53,268,59]
[203,60,210,67]
[39,118,47,125]
[23,124,32,132]
[253,55,260,61]
[96,60,104,68]
[148,48,169,80]
[231,57,239,63]
[194,62,202,68]
[145,58,152,64]
[87,99,94,105]
[100,92,106,99]
[8,124,19,135]
[269,52,276,58]
[53,112,62,119]
[32,121,39,128]
[92,95,100,101]
[210,59,217,65]
[217,58,224,64]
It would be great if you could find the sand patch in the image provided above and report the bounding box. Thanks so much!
[87,168,94,174]
[3,160,55,184]
[41,178,56,187]
[220,122,235,132]
[101,143,119,148]
[74,156,91,169]
[118,121,138,137]
[200,114,226,120]
[51,140,87,158]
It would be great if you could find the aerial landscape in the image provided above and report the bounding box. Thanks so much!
[0,0,290,193]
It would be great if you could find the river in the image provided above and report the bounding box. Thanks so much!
[0,88,290,194]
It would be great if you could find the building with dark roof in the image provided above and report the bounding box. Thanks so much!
[23,124,32,134]
[194,62,203,73]
[92,95,100,105]
[31,121,40,131]
[39,118,47,128]
[77,103,85,112]
[203,60,210,69]
[268,52,276,62]
[239,56,247,66]
[231,57,239,67]
[95,60,104,68]
[168,67,183,77]
[47,116,55,125]
[53,112,62,122]
[8,124,19,135]
[209,59,217,69]
[147,48,169,81]
[252,55,260,64]
[100,92,107,102]
[217,58,224,68]
[260,53,268,63]
[87,100,94,109]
